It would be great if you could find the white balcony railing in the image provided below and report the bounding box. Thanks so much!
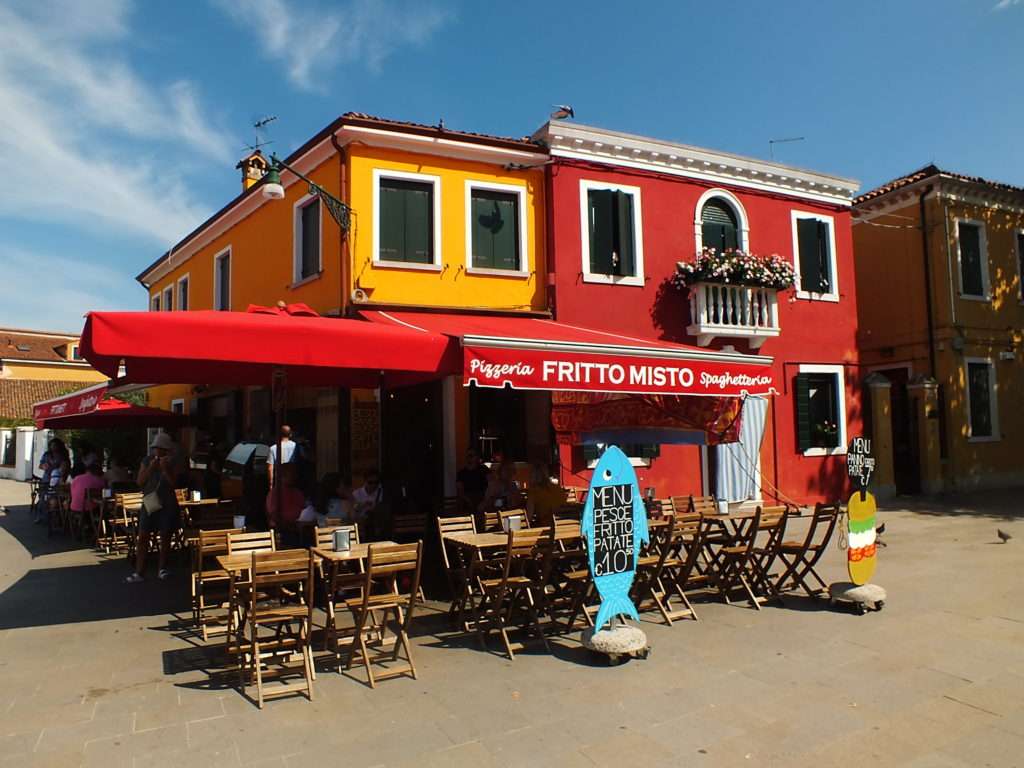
[686,282,780,350]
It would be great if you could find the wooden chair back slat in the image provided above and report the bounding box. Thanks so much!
[314,524,359,550]
[227,530,276,555]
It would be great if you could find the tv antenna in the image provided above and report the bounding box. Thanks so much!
[768,136,804,160]
[244,115,278,153]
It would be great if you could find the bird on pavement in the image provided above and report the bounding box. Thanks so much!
[875,521,887,547]
[997,529,1013,543]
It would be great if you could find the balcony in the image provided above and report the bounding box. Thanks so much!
[686,282,780,350]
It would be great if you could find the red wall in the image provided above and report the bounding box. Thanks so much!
[547,160,861,505]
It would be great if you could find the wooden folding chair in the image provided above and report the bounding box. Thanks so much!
[659,513,711,622]
[707,508,762,610]
[748,505,790,602]
[315,524,366,667]
[481,509,502,531]
[344,542,423,688]
[226,530,277,652]
[471,529,552,659]
[631,513,680,625]
[437,515,477,628]
[392,512,428,541]
[775,502,840,597]
[238,550,315,708]
[498,508,530,530]
[565,486,587,504]
[192,528,243,640]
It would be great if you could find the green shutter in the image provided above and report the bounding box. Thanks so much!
[404,184,432,264]
[701,201,738,252]
[797,218,823,292]
[471,193,495,269]
[379,183,404,261]
[300,200,319,278]
[1018,234,1024,299]
[967,363,992,437]
[471,190,519,270]
[613,191,635,276]
[582,444,600,464]
[816,220,832,293]
[794,373,812,452]
[588,190,615,274]
[958,222,984,296]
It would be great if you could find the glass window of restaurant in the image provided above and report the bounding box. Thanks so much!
[469,387,553,466]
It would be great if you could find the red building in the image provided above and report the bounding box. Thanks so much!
[536,122,861,505]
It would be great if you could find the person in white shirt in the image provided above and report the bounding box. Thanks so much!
[351,470,383,538]
[266,425,296,486]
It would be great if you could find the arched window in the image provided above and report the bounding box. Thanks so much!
[701,199,739,252]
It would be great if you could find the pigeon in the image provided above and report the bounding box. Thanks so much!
[997,529,1013,543]
[875,521,887,547]
[876,522,886,536]
[550,104,575,120]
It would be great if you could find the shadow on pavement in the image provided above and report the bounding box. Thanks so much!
[0,503,95,559]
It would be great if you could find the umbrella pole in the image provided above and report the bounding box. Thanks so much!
[273,369,286,535]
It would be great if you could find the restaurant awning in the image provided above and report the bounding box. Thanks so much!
[32,382,186,429]
[360,311,776,397]
[80,306,460,388]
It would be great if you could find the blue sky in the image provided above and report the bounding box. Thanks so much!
[1,0,1021,333]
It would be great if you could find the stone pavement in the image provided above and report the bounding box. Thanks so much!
[1,479,1022,768]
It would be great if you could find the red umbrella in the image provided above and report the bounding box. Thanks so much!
[35,397,185,430]
[79,304,459,387]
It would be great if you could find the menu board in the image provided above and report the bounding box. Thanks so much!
[591,482,635,577]
[846,436,875,491]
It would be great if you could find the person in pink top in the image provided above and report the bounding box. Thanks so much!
[70,463,106,515]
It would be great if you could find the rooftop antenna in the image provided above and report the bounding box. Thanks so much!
[769,136,804,160]
[244,115,278,153]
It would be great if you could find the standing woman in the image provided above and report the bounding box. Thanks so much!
[126,433,180,582]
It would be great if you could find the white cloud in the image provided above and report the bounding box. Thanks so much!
[213,0,452,90]
[0,245,143,333]
[994,0,1021,8]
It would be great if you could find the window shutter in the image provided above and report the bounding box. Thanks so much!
[637,443,660,460]
[379,183,404,261]
[816,221,832,293]
[967,363,992,437]
[404,184,432,264]
[582,443,600,464]
[471,193,495,269]
[794,373,812,452]
[1018,233,1024,299]
[701,201,738,252]
[797,219,822,293]
[472,190,519,271]
[958,223,984,296]
[588,190,615,274]
[300,200,320,278]
[613,191,635,276]
[494,194,519,270]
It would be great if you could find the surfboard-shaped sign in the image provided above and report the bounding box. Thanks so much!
[581,445,649,631]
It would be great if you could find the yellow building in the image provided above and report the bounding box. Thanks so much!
[0,328,107,479]
[136,113,548,493]
[853,165,1024,492]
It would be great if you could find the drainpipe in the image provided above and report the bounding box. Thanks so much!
[919,187,937,378]
[331,133,350,316]
[543,162,557,316]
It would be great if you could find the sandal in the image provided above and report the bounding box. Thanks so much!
[158,569,172,580]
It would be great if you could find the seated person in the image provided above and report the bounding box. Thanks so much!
[456,449,490,513]
[266,464,307,546]
[479,460,523,514]
[526,462,564,528]
[104,456,132,485]
[70,463,106,516]
[313,472,355,525]
[352,470,384,539]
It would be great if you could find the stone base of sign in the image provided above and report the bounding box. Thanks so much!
[581,625,650,665]
[828,581,886,615]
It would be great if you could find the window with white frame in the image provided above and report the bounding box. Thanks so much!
[294,196,321,282]
[170,399,185,416]
[150,293,160,312]
[373,170,441,267]
[965,358,999,441]
[162,286,173,311]
[177,275,189,311]
[580,180,644,285]
[214,249,231,311]
[795,364,847,456]
[696,190,748,254]
[466,181,527,273]
[791,211,838,299]
[0,429,15,467]
[956,221,989,299]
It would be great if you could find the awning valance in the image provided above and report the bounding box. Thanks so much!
[360,311,775,397]
[32,382,185,429]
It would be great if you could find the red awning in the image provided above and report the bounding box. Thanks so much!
[360,311,775,397]
[33,384,185,429]
[80,307,459,387]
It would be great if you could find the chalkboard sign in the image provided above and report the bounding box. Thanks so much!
[591,483,635,577]
[846,436,875,490]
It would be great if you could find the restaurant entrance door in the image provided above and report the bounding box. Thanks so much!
[381,380,445,512]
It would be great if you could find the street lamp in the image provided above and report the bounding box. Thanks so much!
[261,154,351,232]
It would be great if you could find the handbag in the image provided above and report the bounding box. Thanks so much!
[142,490,163,515]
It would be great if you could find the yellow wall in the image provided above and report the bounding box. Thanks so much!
[1,361,107,383]
[347,146,546,311]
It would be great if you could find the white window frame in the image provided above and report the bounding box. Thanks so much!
[170,398,186,415]
[797,363,848,457]
[162,286,173,312]
[954,218,990,301]
[464,179,529,278]
[70,344,81,360]
[585,445,652,469]
[791,210,839,302]
[372,168,443,271]
[579,179,645,287]
[177,273,190,312]
[1014,227,1024,303]
[213,247,231,311]
[292,193,323,285]
[964,356,1000,442]
[694,188,750,253]
[150,293,160,312]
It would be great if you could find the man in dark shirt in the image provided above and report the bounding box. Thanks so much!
[455,450,490,514]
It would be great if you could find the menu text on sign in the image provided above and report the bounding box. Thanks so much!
[591,483,635,577]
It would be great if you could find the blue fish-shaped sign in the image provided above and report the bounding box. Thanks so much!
[581,445,649,631]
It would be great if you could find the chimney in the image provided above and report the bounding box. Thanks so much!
[236,149,269,192]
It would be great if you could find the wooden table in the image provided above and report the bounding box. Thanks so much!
[444,528,580,553]
[312,541,398,564]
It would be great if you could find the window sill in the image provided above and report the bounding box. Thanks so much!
[795,290,840,303]
[582,273,645,287]
[802,446,847,457]
[959,294,991,302]
[373,260,443,272]
[968,434,1001,443]
[466,267,530,279]
[289,271,323,289]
